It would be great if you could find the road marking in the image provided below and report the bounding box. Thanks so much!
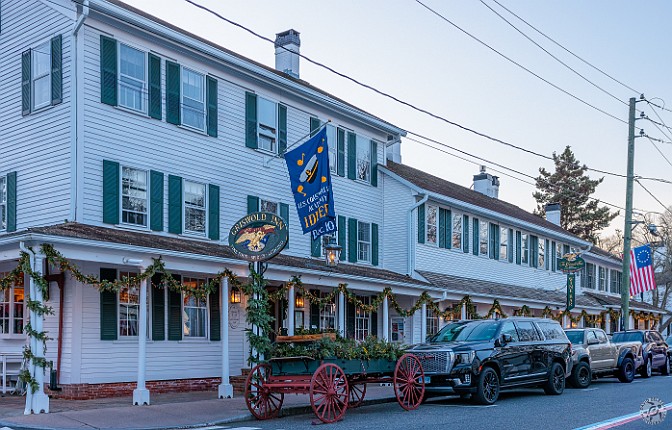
[578,388,599,392]
[574,402,672,430]
[426,403,497,408]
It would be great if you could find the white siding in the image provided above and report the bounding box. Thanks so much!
[382,175,413,274]
[0,0,73,230]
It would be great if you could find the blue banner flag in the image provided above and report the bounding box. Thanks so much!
[285,127,337,240]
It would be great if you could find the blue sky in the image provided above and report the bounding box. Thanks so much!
[134,0,672,238]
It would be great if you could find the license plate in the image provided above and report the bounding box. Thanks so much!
[423,376,431,384]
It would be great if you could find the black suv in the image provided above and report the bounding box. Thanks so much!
[408,317,571,405]
[611,330,671,377]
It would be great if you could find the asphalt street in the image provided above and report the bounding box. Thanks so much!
[229,374,672,430]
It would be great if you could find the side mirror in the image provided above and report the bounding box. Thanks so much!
[503,334,513,343]
[496,334,513,347]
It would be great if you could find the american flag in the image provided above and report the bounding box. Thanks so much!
[629,244,657,296]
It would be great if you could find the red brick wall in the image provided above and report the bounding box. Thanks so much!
[45,377,225,400]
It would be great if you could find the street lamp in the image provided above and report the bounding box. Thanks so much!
[324,236,342,268]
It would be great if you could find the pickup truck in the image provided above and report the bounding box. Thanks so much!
[611,330,671,378]
[564,328,643,388]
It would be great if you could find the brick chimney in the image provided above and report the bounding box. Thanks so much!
[275,29,301,79]
[473,166,500,199]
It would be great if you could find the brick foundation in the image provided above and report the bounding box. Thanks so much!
[45,377,226,400]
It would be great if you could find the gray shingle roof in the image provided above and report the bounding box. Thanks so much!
[584,291,666,314]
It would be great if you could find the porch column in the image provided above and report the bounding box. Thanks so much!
[133,267,150,406]
[338,292,345,337]
[604,312,611,334]
[579,315,585,328]
[421,303,427,342]
[24,253,49,415]
[382,296,389,341]
[562,314,569,329]
[288,283,295,336]
[461,303,467,320]
[629,314,635,330]
[219,277,233,399]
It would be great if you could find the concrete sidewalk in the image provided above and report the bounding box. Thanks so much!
[0,385,396,430]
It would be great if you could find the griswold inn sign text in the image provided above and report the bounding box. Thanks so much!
[228,212,289,262]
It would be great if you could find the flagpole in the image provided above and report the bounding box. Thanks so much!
[264,119,331,167]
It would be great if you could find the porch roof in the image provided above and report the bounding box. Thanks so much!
[584,291,667,314]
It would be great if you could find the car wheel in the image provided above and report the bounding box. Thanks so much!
[640,358,652,378]
[617,357,635,383]
[661,356,671,376]
[543,362,565,395]
[568,361,591,389]
[473,367,499,405]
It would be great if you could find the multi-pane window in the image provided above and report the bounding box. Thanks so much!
[258,97,277,152]
[538,239,545,270]
[598,266,606,291]
[181,68,205,131]
[521,233,529,265]
[452,212,462,249]
[426,204,438,245]
[554,243,562,271]
[184,180,206,234]
[584,263,596,289]
[119,44,146,112]
[427,309,439,337]
[260,199,278,214]
[479,220,488,256]
[0,274,24,335]
[610,269,618,293]
[356,135,371,182]
[320,302,336,331]
[121,166,148,227]
[183,277,207,337]
[500,227,508,260]
[0,177,5,230]
[32,41,51,110]
[354,296,370,341]
[358,221,371,262]
[118,271,140,337]
[326,125,338,174]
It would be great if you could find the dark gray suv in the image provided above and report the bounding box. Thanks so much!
[408,317,572,405]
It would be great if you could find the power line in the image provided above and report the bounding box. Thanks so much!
[479,0,628,107]
[636,179,669,212]
[414,0,628,125]
[645,136,672,170]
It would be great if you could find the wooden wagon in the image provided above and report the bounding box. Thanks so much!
[244,335,426,424]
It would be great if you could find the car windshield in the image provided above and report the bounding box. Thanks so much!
[612,332,644,343]
[565,331,584,344]
[430,321,499,343]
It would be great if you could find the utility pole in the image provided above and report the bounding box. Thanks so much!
[620,97,637,331]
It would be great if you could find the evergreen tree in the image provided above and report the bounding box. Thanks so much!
[533,146,618,243]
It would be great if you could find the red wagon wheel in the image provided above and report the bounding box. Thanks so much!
[244,363,284,420]
[348,382,367,408]
[394,353,425,411]
[310,363,349,423]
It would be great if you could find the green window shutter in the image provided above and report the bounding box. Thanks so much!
[206,76,218,137]
[370,140,378,187]
[151,274,165,341]
[168,175,182,234]
[348,218,358,263]
[310,116,320,136]
[245,92,258,148]
[100,35,117,106]
[337,128,345,177]
[311,236,321,258]
[472,218,479,256]
[102,160,119,225]
[493,225,500,261]
[309,289,320,329]
[347,131,356,180]
[148,53,161,120]
[346,301,355,338]
[338,215,346,261]
[370,299,378,337]
[167,274,182,341]
[417,203,425,244]
[21,50,31,116]
[247,195,259,214]
[99,268,117,340]
[530,236,538,267]
[6,172,16,232]
[438,208,447,249]
[149,170,164,231]
[209,284,221,341]
[50,35,62,105]
[165,60,180,125]
[280,203,289,245]
[208,184,220,240]
[563,244,570,256]
[278,104,287,155]
[371,223,379,266]
[551,241,557,272]
[516,231,522,265]
[446,209,452,249]
[508,228,514,263]
[462,215,469,254]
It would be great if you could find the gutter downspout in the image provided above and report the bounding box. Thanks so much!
[408,193,428,276]
[71,0,89,222]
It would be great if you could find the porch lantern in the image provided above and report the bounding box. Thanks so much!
[324,236,342,268]
[295,294,304,308]
[230,286,242,304]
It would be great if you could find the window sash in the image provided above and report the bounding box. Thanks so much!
[521,234,529,265]
[118,271,140,337]
[354,296,370,341]
[327,125,337,173]
[358,221,371,262]
[452,213,462,249]
[181,68,205,130]
[258,97,277,153]
[425,205,438,244]
[121,166,148,227]
[479,220,488,256]
[260,199,278,214]
[538,240,545,270]
[182,278,207,337]
[499,227,508,260]
[355,135,370,182]
[598,267,606,291]
[184,180,206,234]
[118,44,146,112]
[32,41,51,110]
[320,303,336,331]
[0,278,24,336]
